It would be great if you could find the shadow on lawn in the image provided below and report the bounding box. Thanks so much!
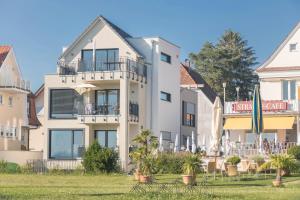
[78,192,125,197]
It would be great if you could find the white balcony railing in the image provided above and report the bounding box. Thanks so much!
[0,78,30,92]
[225,100,300,114]
[0,126,17,140]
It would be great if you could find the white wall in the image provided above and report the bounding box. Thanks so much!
[260,81,282,100]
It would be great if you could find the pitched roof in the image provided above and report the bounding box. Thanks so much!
[0,45,11,67]
[180,63,217,103]
[59,16,143,59]
[256,21,300,72]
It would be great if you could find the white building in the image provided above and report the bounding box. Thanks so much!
[35,16,181,169]
[224,22,300,150]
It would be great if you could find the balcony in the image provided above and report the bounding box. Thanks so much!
[0,78,30,93]
[57,58,147,83]
[77,104,120,124]
[0,126,17,140]
[224,100,300,115]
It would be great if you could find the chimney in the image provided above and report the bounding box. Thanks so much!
[184,59,191,67]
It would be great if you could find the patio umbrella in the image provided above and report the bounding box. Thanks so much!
[159,132,164,152]
[252,85,263,153]
[186,136,190,152]
[211,96,223,153]
[174,133,179,153]
[191,131,197,153]
[72,83,96,95]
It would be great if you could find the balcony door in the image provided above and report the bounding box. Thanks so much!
[96,89,119,115]
[95,49,119,71]
[95,130,117,148]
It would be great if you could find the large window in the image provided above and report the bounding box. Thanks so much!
[95,130,117,148]
[81,49,119,71]
[182,101,196,127]
[96,90,119,115]
[161,52,171,64]
[160,91,171,102]
[49,130,84,159]
[160,131,172,150]
[50,89,80,119]
[282,80,296,100]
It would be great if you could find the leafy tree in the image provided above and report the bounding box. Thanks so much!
[190,30,258,101]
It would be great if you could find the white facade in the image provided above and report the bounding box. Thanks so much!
[38,16,181,169]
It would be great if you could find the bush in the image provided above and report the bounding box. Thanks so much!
[288,146,300,160]
[227,156,241,165]
[251,155,265,166]
[155,153,185,174]
[0,160,21,173]
[82,141,119,173]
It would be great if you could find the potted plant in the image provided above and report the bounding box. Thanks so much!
[226,156,241,177]
[139,155,154,183]
[129,150,143,181]
[182,154,201,185]
[259,154,297,187]
[131,130,158,183]
[251,155,265,167]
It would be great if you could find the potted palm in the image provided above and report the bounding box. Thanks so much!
[226,156,241,177]
[129,150,142,181]
[259,154,297,187]
[139,154,154,183]
[131,130,158,183]
[182,154,201,185]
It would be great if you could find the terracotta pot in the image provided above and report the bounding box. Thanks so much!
[134,169,141,181]
[227,165,238,177]
[272,180,282,187]
[139,175,151,183]
[182,175,195,185]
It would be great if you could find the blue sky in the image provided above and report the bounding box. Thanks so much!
[1,0,300,91]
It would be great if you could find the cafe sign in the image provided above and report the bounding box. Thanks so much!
[233,100,288,112]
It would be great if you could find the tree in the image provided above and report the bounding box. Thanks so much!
[190,30,258,101]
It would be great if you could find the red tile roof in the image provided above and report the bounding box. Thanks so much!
[180,63,217,103]
[0,46,11,66]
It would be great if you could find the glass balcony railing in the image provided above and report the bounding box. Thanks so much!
[57,57,147,78]
[0,78,30,92]
[77,103,120,116]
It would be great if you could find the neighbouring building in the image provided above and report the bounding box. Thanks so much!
[0,45,31,151]
[180,63,217,152]
[38,16,181,169]
[224,22,300,151]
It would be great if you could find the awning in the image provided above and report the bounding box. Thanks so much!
[223,118,252,130]
[223,116,295,130]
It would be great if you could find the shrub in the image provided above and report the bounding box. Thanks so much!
[227,156,241,165]
[288,146,300,160]
[82,141,119,173]
[155,153,185,174]
[0,160,21,173]
[251,155,265,166]
[20,163,33,174]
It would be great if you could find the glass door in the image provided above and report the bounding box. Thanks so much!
[95,130,117,148]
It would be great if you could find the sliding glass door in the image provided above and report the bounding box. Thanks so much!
[95,130,117,148]
[96,90,119,115]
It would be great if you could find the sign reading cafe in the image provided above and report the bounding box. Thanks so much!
[233,100,288,112]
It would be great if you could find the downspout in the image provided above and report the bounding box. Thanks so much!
[150,40,157,130]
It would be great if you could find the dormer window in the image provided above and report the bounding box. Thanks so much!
[289,43,297,52]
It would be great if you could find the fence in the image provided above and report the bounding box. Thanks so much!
[27,159,82,173]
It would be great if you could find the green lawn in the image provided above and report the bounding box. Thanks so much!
[0,173,299,200]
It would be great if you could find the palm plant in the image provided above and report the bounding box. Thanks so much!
[260,154,297,186]
[182,154,201,175]
[132,129,158,156]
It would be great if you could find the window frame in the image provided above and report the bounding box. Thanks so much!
[289,43,297,52]
[8,96,13,107]
[49,89,79,119]
[282,80,296,100]
[94,130,117,149]
[95,89,120,115]
[182,101,196,127]
[160,52,171,64]
[160,91,171,102]
[49,129,85,160]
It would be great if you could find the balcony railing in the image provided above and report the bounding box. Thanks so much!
[58,57,147,78]
[78,103,120,116]
[0,78,30,92]
[0,126,17,139]
[224,100,300,114]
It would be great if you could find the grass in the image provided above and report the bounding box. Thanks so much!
[0,173,299,199]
